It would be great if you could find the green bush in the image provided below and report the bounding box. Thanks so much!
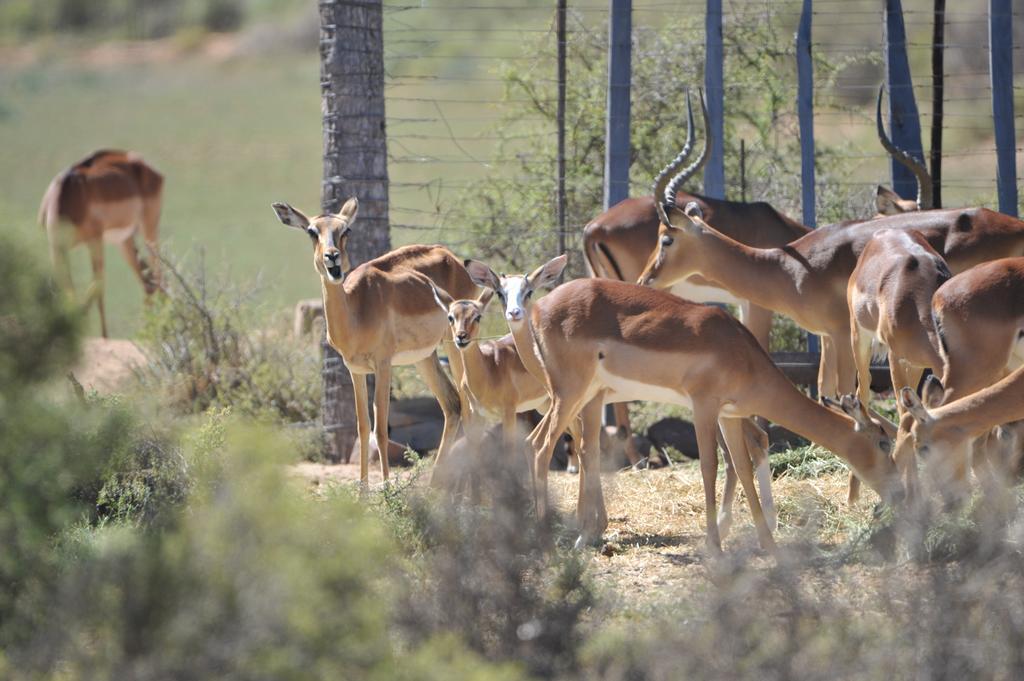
[0,234,120,650]
[451,11,874,276]
[137,252,320,425]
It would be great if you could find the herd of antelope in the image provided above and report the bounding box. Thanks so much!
[41,88,1024,552]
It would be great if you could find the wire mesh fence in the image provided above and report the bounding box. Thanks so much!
[378,0,1022,260]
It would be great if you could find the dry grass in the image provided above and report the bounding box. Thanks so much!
[546,462,885,614]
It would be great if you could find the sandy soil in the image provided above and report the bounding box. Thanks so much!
[70,337,148,394]
[287,456,882,612]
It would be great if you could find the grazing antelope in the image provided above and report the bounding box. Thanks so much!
[38,149,164,338]
[583,91,808,457]
[271,198,477,487]
[638,150,1024,404]
[932,258,1024,404]
[896,366,1024,492]
[427,284,581,473]
[902,257,1024,496]
[464,258,899,552]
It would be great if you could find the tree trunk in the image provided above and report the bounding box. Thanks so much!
[319,0,390,462]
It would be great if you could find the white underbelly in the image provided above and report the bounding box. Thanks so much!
[595,364,694,409]
[102,224,138,244]
[669,278,743,306]
[391,344,437,366]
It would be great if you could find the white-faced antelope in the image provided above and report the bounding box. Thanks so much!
[463,256,897,552]
[428,284,581,474]
[39,149,164,338]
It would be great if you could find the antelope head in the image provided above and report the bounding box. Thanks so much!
[821,394,896,455]
[464,254,567,326]
[429,283,495,349]
[638,89,714,290]
[271,197,358,284]
[638,200,714,289]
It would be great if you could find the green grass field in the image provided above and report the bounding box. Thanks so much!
[2,0,1020,338]
[0,53,325,337]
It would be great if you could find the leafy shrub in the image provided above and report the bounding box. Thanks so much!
[378,452,595,679]
[203,0,244,31]
[451,11,875,277]
[0,234,121,650]
[137,251,320,425]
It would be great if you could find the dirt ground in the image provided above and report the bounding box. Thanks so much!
[289,456,882,611]
[70,338,148,394]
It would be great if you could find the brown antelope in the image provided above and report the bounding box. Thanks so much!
[583,92,809,457]
[271,198,477,487]
[427,284,582,474]
[902,257,1024,495]
[38,149,164,338]
[638,164,1024,404]
[932,258,1024,404]
[582,91,809,351]
[463,258,898,552]
[848,229,951,409]
[469,258,899,551]
[896,366,1024,492]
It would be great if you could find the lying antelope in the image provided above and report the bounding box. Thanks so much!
[39,149,164,338]
[465,257,898,552]
[272,198,477,487]
[427,284,581,473]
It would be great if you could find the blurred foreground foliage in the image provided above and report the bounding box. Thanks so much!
[5,223,1024,680]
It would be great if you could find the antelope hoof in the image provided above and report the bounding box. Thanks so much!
[566,463,579,475]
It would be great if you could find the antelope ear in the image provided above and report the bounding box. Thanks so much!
[875,185,903,216]
[272,202,311,230]
[476,287,495,311]
[899,387,931,424]
[427,280,453,315]
[464,259,502,291]
[922,374,945,408]
[335,197,359,223]
[528,253,568,290]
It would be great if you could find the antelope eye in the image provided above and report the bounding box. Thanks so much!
[447,315,454,323]
[474,315,482,324]
[880,440,892,454]
[525,290,533,299]
[661,234,674,247]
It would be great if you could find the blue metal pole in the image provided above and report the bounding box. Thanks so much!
[603,0,632,210]
[796,0,819,355]
[989,0,1018,216]
[703,0,725,198]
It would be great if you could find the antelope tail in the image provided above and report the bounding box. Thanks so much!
[38,171,66,229]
